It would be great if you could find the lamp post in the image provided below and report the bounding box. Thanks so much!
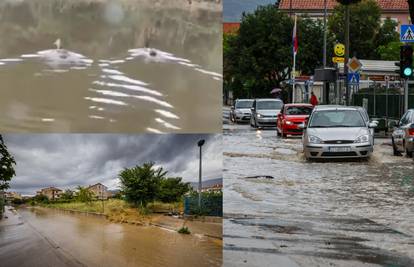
[197,139,205,209]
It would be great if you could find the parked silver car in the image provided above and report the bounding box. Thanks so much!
[302,106,376,160]
[391,109,414,157]
[250,98,283,128]
[230,99,254,123]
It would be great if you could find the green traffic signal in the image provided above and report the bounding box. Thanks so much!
[404,67,413,77]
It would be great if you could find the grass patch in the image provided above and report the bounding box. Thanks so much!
[40,199,183,223]
[178,226,191,234]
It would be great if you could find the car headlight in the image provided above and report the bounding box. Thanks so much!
[235,110,242,115]
[354,134,369,143]
[257,113,262,118]
[308,135,323,144]
[285,120,293,125]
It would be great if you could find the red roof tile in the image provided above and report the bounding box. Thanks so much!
[223,22,240,34]
[279,0,408,10]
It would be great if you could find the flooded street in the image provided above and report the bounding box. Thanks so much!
[0,207,222,267]
[223,109,414,267]
[0,0,222,132]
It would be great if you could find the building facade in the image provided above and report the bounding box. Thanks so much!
[279,0,410,29]
[87,183,111,200]
[36,187,62,200]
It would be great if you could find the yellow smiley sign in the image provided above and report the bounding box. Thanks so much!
[334,43,345,57]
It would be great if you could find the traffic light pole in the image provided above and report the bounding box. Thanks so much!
[405,79,409,113]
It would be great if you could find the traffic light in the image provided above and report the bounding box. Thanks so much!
[397,45,414,79]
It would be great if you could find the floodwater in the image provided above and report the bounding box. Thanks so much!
[0,0,222,132]
[0,207,222,267]
[222,110,414,267]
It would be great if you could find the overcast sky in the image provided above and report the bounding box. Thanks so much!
[2,134,222,195]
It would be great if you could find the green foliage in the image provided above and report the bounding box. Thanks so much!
[76,186,94,204]
[157,177,190,203]
[186,191,223,217]
[0,135,16,191]
[11,198,24,205]
[60,189,74,201]
[178,226,191,234]
[375,18,399,48]
[329,0,381,59]
[119,162,166,207]
[376,41,401,61]
[33,194,49,204]
[225,5,293,98]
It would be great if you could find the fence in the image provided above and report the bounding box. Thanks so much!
[184,192,222,217]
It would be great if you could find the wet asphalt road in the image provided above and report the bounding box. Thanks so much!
[223,107,414,267]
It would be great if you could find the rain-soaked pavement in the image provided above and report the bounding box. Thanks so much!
[0,0,221,133]
[223,108,414,267]
[0,206,222,267]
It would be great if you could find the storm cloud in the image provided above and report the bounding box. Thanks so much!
[2,134,222,195]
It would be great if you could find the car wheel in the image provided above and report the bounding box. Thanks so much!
[392,138,401,156]
[406,147,413,158]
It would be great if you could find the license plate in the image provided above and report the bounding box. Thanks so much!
[329,146,351,152]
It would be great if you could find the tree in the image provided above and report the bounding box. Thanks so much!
[408,0,414,24]
[76,186,93,203]
[119,162,166,207]
[376,41,401,61]
[329,0,381,59]
[60,189,74,201]
[375,18,400,48]
[227,5,293,98]
[157,177,190,203]
[0,135,16,191]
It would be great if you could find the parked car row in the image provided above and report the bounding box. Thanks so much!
[230,98,413,161]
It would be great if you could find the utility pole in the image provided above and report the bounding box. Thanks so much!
[197,139,205,209]
[322,0,328,103]
[344,5,350,106]
[405,79,409,112]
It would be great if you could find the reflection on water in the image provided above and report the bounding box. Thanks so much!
[0,0,222,132]
[21,208,222,267]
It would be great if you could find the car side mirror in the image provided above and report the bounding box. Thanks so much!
[298,122,306,129]
[251,107,255,112]
[231,106,235,110]
[368,122,377,128]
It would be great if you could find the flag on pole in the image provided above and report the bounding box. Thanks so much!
[292,15,298,55]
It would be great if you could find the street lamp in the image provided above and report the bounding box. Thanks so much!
[197,139,205,209]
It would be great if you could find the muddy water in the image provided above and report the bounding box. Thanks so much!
[223,122,414,266]
[14,207,222,267]
[0,0,222,132]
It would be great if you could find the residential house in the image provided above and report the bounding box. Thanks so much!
[87,183,112,200]
[279,0,410,30]
[36,187,62,200]
[4,192,22,201]
[223,22,241,34]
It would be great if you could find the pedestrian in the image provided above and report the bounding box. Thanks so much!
[310,91,318,106]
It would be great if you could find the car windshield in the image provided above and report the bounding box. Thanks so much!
[257,101,283,110]
[285,106,313,115]
[235,100,253,109]
[309,110,366,128]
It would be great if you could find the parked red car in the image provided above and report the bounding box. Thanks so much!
[277,103,314,137]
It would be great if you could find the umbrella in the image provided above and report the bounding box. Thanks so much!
[270,88,282,94]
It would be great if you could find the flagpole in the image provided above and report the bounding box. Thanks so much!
[292,15,297,103]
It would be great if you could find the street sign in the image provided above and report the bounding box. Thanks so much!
[347,72,360,85]
[401,25,414,42]
[347,57,362,72]
[332,57,344,63]
[334,43,345,57]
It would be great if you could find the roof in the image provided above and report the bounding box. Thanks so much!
[88,183,107,189]
[223,22,240,34]
[255,98,283,101]
[42,187,62,191]
[284,103,313,107]
[279,0,408,11]
[314,105,360,111]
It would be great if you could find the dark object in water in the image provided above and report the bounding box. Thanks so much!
[244,175,274,179]
[149,50,157,57]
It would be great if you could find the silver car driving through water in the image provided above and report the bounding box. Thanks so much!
[250,98,284,128]
[302,106,376,160]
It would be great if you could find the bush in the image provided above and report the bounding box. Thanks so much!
[178,226,191,234]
